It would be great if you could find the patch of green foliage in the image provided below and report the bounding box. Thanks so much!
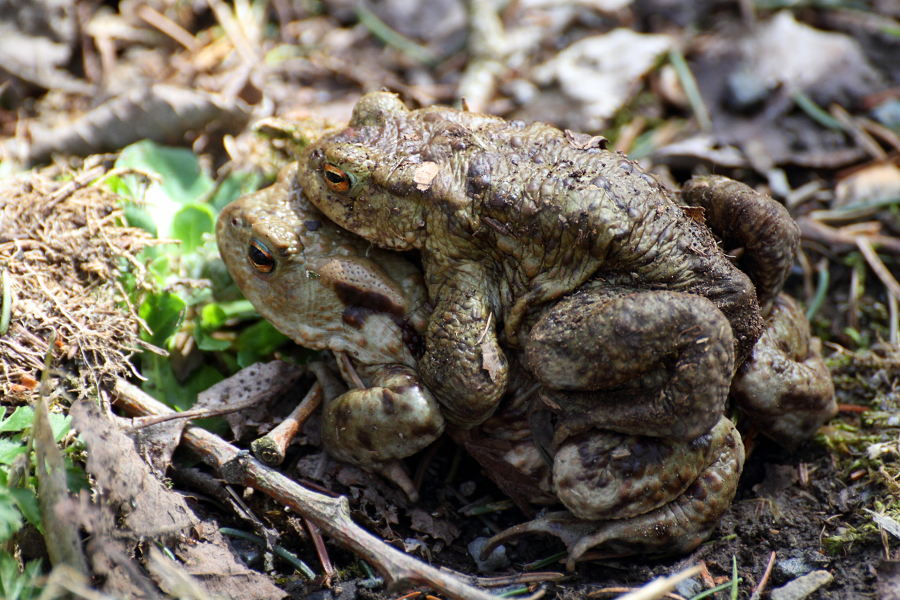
[819,347,900,554]
[106,140,292,412]
[0,402,86,598]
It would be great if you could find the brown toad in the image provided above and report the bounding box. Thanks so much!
[216,164,746,561]
[298,92,764,441]
[216,163,445,499]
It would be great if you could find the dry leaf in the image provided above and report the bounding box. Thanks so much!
[414,161,440,191]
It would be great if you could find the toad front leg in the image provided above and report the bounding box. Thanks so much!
[525,284,735,441]
[420,272,509,427]
[317,362,445,500]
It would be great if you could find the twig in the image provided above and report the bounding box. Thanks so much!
[137,5,201,52]
[128,396,269,428]
[749,551,777,600]
[334,351,366,389]
[829,104,888,161]
[855,236,900,302]
[0,267,11,335]
[251,381,323,466]
[112,378,500,600]
[587,589,683,600]
[470,572,565,588]
[305,518,336,584]
[889,292,898,346]
[589,564,700,599]
[44,165,107,210]
[798,217,900,254]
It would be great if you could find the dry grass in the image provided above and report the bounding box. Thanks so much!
[0,161,156,404]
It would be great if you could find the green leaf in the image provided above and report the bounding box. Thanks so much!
[218,299,258,320]
[0,440,27,466]
[236,320,289,368]
[195,303,232,351]
[0,551,42,600]
[7,488,39,532]
[48,414,71,442]
[172,203,216,252]
[0,487,23,542]
[122,203,158,236]
[0,407,34,433]
[114,140,215,239]
[140,355,225,412]
[139,291,186,348]
[116,140,214,205]
[211,170,263,212]
[199,303,227,330]
[195,328,231,352]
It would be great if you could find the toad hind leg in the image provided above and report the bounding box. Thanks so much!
[525,285,734,441]
[481,417,745,568]
[682,175,800,316]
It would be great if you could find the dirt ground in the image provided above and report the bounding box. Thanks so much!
[1,0,899,599]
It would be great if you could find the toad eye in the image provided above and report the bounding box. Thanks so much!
[248,239,275,273]
[323,163,353,193]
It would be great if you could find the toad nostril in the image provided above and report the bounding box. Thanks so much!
[231,217,239,226]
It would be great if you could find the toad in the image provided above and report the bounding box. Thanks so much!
[217,163,445,499]
[298,92,767,443]
[216,164,746,560]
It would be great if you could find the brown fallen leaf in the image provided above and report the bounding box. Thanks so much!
[71,399,288,599]
[35,396,88,575]
[10,84,250,164]
[196,359,306,440]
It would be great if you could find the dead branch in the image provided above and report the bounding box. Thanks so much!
[798,217,900,254]
[251,381,323,465]
[112,378,500,600]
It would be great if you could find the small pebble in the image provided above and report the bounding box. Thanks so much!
[334,581,357,600]
[770,570,833,600]
[674,576,703,598]
[775,550,828,580]
[777,557,815,579]
[467,537,509,573]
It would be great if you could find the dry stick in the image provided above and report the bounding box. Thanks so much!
[855,236,900,302]
[251,381,323,466]
[334,350,366,389]
[470,572,564,588]
[129,396,271,428]
[798,217,900,254]
[112,378,500,600]
[749,551,777,600]
[305,518,336,584]
[136,5,201,52]
[614,564,701,600]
